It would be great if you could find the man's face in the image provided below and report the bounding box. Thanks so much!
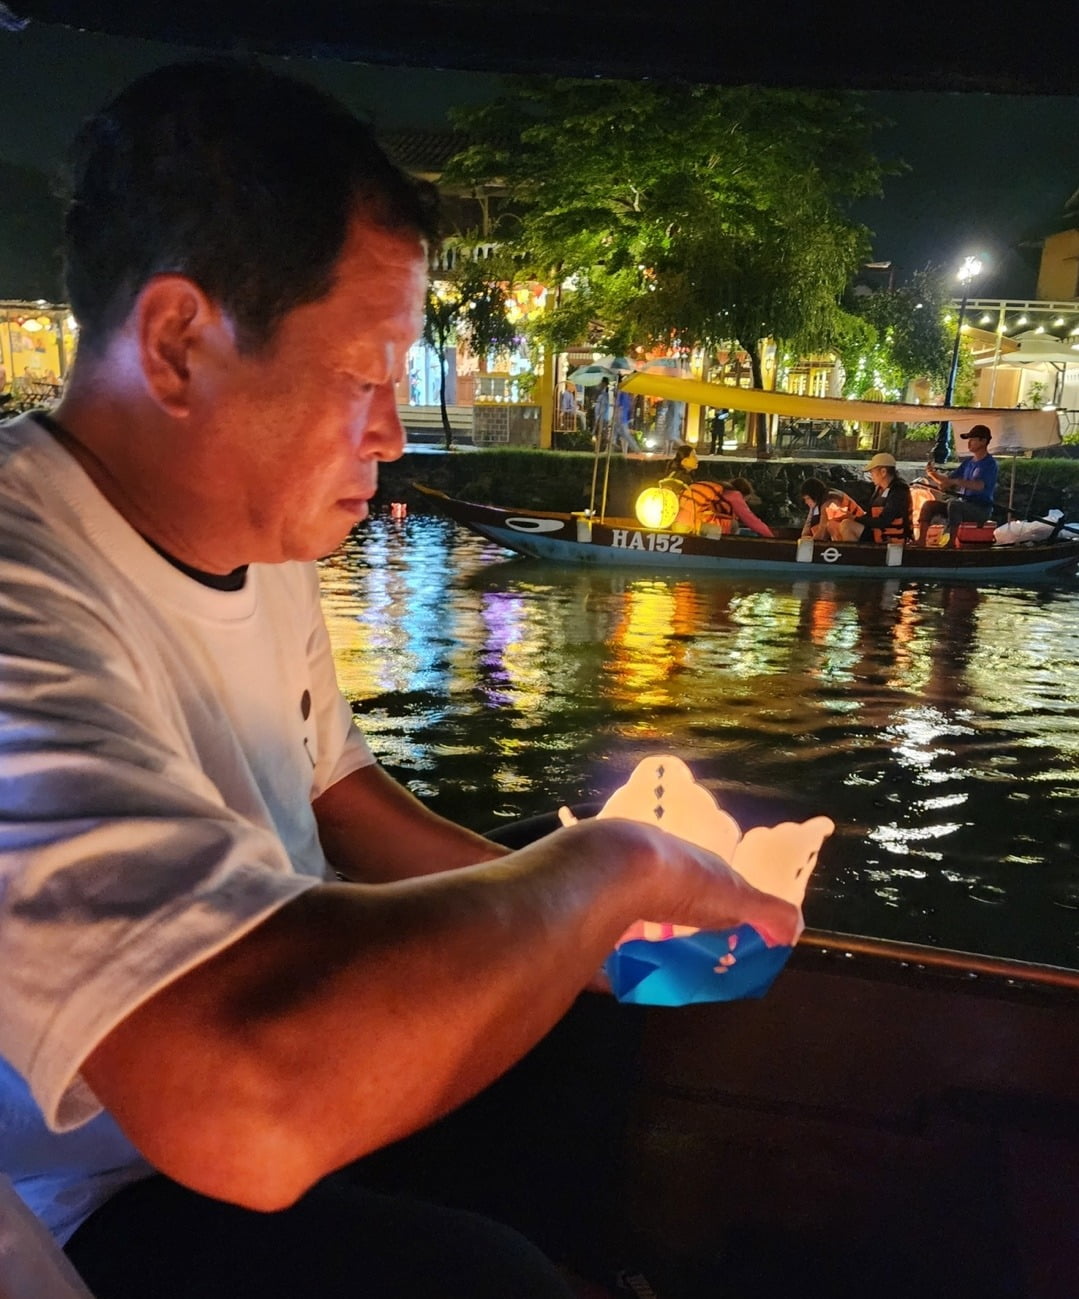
[964,435,990,455]
[196,217,426,565]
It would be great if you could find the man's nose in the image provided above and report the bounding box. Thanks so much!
[360,383,406,462]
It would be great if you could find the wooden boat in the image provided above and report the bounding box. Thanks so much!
[415,484,1079,582]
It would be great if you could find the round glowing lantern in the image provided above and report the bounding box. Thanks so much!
[635,486,681,530]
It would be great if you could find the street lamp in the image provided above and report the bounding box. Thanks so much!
[934,255,983,463]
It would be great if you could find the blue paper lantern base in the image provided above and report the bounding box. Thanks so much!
[603,924,793,1006]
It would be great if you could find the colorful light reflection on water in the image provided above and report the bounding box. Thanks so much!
[319,514,1079,966]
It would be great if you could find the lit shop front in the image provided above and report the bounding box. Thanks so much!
[0,302,77,400]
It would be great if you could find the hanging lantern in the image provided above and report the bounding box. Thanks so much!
[635,486,680,530]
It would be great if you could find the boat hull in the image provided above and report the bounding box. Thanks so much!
[415,486,1079,582]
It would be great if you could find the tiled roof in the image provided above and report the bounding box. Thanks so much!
[377,129,470,176]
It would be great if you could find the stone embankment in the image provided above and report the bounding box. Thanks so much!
[376,448,1079,530]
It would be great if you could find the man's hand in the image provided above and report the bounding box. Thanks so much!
[613,818,802,948]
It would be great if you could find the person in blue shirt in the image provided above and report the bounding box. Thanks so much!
[915,424,999,546]
[612,386,636,452]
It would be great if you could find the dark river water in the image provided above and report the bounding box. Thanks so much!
[319,512,1079,969]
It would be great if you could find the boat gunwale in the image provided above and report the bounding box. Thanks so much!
[415,483,1079,579]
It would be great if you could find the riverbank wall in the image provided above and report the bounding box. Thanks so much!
[376,448,1079,529]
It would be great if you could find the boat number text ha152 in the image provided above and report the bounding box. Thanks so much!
[610,530,685,554]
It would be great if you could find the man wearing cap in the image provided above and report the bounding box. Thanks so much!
[916,424,998,546]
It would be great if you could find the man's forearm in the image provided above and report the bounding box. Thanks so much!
[314,762,509,882]
[83,818,799,1212]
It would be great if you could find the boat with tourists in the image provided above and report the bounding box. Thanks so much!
[416,484,1079,581]
[418,371,1079,583]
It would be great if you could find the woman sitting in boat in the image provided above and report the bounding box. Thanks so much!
[842,453,913,544]
[660,446,774,537]
[660,443,700,489]
[800,477,866,542]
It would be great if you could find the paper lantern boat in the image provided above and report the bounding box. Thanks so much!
[559,755,834,1006]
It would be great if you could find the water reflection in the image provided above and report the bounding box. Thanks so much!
[319,514,1079,966]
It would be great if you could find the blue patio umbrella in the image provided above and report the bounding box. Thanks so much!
[595,355,637,372]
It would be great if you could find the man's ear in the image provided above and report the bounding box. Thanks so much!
[134,275,223,417]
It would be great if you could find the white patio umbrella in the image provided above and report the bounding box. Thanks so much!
[595,355,636,372]
[567,363,617,386]
[640,356,688,375]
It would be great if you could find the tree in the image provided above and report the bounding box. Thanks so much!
[446,78,890,451]
[424,243,519,449]
[845,267,956,399]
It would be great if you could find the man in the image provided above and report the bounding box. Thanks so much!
[612,385,636,452]
[592,375,612,445]
[916,423,999,545]
[558,381,584,430]
[708,406,730,456]
[0,62,799,1299]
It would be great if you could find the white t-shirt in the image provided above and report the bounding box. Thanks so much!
[0,415,375,1242]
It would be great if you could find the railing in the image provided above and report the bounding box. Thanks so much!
[1055,408,1079,439]
[774,417,847,452]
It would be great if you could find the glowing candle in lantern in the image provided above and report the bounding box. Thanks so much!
[635,486,680,530]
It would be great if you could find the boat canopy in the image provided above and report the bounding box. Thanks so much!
[620,371,1062,453]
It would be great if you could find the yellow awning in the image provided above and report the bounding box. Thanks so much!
[620,371,1060,451]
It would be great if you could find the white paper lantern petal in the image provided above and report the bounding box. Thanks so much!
[593,754,742,864]
[730,816,836,908]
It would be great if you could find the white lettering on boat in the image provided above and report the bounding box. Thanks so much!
[822,547,841,564]
[610,530,683,554]
[506,517,565,534]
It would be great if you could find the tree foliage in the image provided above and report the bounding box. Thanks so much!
[843,267,957,399]
[446,79,890,383]
[424,241,519,447]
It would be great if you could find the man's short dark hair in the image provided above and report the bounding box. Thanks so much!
[63,61,441,355]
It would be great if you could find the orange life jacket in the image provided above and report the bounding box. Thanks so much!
[867,485,912,544]
[822,491,865,525]
[673,480,733,533]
